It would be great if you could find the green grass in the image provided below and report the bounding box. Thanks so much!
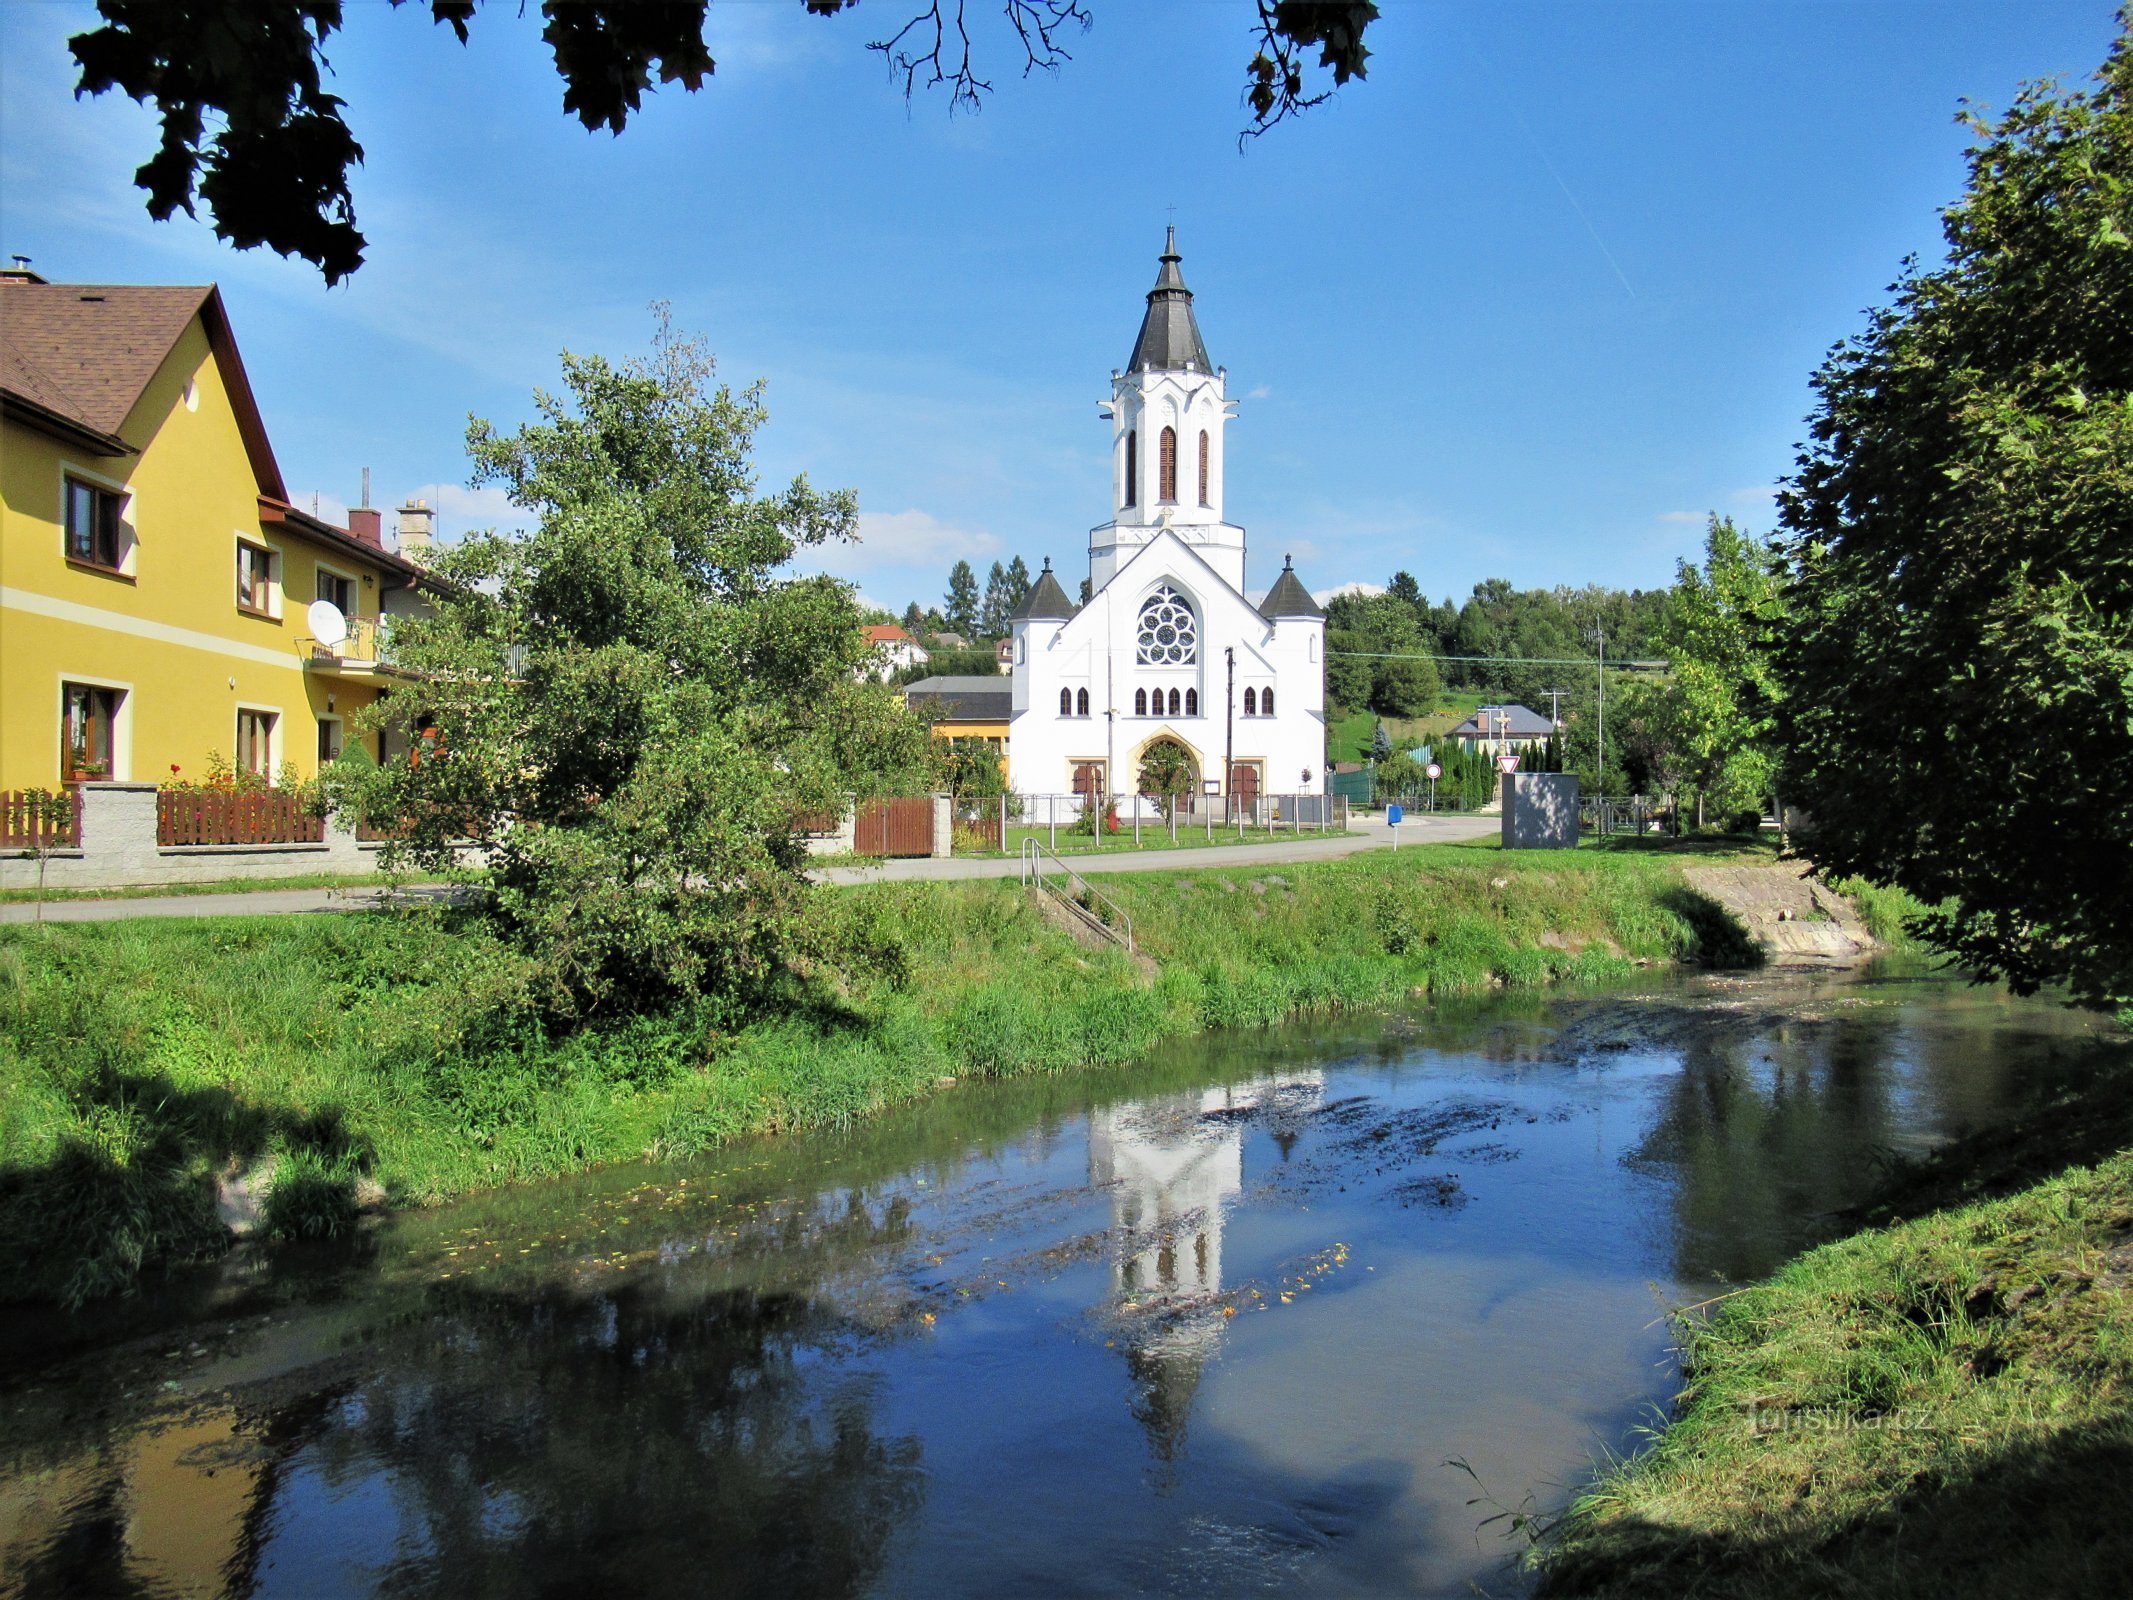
[1534,1131,2133,1599]
[967,819,1359,857]
[0,841,1762,1306]
[0,869,444,903]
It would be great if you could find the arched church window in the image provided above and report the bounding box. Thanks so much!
[1262,686,1275,716]
[1124,431,1136,508]
[1185,688,1198,717]
[1135,689,1147,716]
[1135,584,1198,666]
[1198,431,1210,505]
[1243,688,1257,716]
[1059,688,1072,716]
[1159,427,1177,502]
[1076,688,1089,717]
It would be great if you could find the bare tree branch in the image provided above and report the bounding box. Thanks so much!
[869,1,1090,111]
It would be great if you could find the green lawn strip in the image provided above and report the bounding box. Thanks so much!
[0,843,1761,1306]
[0,870,446,903]
[967,822,1364,857]
[1532,1142,2133,1599]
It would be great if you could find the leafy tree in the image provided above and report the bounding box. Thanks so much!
[1648,516,1787,828]
[943,560,979,637]
[901,600,925,635]
[937,736,1007,798]
[335,312,932,1023]
[68,0,1379,283]
[1371,719,1392,762]
[1137,737,1196,807]
[1775,21,2133,1007]
[979,560,1011,637]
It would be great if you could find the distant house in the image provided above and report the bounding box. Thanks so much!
[1450,704,1556,752]
[859,622,926,682]
[994,636,1013,670]
[902,674,1010,767]
[930,631,969,650]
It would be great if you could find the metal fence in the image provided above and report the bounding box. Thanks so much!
[956,793,1350,853]
[1580,795,1655,837]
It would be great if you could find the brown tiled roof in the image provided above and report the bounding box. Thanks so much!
[0,283,209,435]
[0,281,286,497]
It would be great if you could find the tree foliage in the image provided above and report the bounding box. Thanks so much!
[68,0,1377,283]
[1775,19,2133,1007]
[1641,515,1787,825]
[335,313,932,1023]
[942,560,980,638]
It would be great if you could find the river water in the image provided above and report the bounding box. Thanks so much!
[2,964,2126,1598]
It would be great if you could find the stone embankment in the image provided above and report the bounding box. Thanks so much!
[1684,863,1875,966]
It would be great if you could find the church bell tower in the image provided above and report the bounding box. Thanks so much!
[1089,230,1246,594]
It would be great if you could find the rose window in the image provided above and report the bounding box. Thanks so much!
[1135,585,1198,666]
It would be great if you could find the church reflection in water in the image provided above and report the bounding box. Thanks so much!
[1086,1072,1324,1461]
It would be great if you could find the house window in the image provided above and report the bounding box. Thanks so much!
[1158,427,1177,502]
[317,716,343,765]
[1243,688,1257,716]
[1124,431,1137,507]
[237,709,277,778]
[1262,686,1275,716]
[1185,688,1198,717]
[317,567,355,615]
[1198,431,1210,506]
[1135,585,1198,665]
[1060,688,1073,716]
[237,540,278,616]
[1135,688,1148,716]
[65,478,123,570]
[61,682,122,781]
[1076,688,1090,717]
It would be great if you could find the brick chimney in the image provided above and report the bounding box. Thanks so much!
[348,507,383,546]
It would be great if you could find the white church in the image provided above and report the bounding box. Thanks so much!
[1005,231,1326,805]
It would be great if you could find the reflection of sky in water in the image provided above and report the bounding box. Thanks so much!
[4,969,2127,1600]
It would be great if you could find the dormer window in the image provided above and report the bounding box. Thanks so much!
[1158,426,1177,503]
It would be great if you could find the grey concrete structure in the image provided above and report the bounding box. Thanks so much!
[1501,772,1579,850]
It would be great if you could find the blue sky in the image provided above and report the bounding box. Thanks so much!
[3,1,2119,613]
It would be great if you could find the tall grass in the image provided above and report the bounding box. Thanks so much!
[0,841,1752,1303]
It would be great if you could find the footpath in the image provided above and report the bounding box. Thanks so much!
[0,813,1497,923]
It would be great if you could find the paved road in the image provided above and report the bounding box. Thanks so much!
[0,814,1499,922]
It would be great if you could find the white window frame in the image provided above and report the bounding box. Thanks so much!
[58,460,138,578]
[234,703,283,780]
[235,533,284,620]
[55,672,134,783]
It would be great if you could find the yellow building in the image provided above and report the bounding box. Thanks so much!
[0,268,427,791]
[901,674,1010,770]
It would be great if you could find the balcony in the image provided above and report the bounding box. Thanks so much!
[296,614,402,678]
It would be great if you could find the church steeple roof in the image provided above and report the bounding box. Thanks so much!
[1012,558,1078,621]
[1126,227,1214,374]
[1257,555,1324,620]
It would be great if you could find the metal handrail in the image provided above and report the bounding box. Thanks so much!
[1020,837,1135,953]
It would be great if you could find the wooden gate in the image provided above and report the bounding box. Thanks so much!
[855,797,934,857]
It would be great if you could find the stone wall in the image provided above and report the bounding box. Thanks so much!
[0,783,461,890]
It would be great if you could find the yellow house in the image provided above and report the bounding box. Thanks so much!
[901,674,1010,771]
[0,268,427,792]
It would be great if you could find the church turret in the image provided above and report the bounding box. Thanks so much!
[1090,230,1245,594]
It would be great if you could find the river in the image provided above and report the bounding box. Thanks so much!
[2,963,2125,1598]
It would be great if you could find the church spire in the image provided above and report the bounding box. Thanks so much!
[1126,227,1213,374]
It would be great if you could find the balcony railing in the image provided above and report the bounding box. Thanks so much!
[297,614,394,669]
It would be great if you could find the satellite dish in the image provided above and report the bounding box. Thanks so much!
[307,599,348,648]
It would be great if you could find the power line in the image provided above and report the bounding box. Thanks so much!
[1326,649,1670,671]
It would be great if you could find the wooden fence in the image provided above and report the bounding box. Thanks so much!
[158,789,325,847]
[854,797,934,857]
[0,789,81,849]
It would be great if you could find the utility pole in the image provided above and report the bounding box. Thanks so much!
[1594,622,1607,796]
[1224,646,1235,824]
[1543,687,1568,729]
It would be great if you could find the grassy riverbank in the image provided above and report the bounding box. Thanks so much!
[0,840,1765,1306]
[1534,1061,2133,1599]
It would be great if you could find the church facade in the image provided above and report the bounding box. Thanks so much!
[1006,233,1326,804]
